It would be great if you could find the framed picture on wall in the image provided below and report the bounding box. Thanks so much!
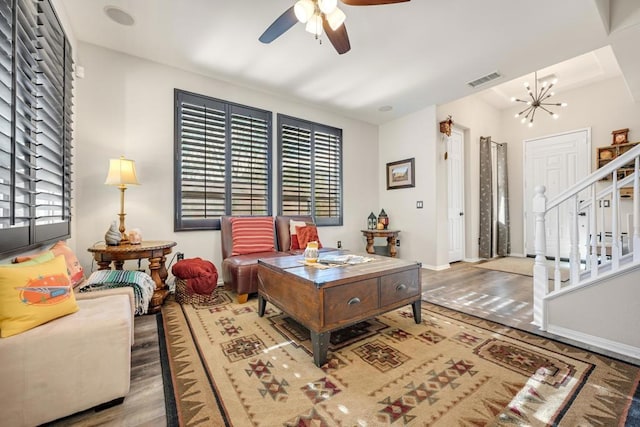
[386,158,415,190]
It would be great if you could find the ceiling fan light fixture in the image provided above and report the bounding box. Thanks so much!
[326,7,346,30]
[305,13,323,36]
[319,0,338,14]
[294,0,315,23]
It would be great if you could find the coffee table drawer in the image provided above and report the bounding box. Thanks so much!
[324,278,378,325]
[380,270,420,306]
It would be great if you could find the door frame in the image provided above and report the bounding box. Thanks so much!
[447,127,466,262]
[522,128,592,256]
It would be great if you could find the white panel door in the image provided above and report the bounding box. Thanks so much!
[448,129,465,262]
[524,129,590,257]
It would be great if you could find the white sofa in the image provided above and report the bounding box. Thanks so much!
[0,287,135,426]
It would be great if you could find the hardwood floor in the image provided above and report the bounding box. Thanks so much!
[422,261,640,365]
[47,261,638,426]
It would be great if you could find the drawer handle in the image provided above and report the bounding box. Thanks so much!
[347,297,361,306]
[396,283,407,292]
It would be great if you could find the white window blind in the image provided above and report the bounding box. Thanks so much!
[174,90,272,230]
[0,0,73,256]
[278,115,342,226]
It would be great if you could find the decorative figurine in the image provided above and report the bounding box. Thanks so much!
[105,220,121,246]
[128,228,142,244]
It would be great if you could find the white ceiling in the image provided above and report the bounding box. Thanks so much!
[57,0,640,125]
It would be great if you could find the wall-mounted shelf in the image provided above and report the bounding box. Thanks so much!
[597,141,639,182]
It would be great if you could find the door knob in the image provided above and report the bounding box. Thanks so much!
[459,212,464,216]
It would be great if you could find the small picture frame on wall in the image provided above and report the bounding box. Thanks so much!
[386,158,415,190]
[612,128,629,145]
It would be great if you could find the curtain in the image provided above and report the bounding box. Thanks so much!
[479,136,511,258]
[496,143,511,256]
[479,137,493,258]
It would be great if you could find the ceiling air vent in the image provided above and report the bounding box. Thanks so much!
[467,71,502,89]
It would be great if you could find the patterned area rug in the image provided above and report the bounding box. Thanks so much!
[474,256,570,282]
[160,290,639,426]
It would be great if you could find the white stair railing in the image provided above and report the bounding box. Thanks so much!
[532,144,640,329]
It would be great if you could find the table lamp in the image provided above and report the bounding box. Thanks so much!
[105,156,140,244]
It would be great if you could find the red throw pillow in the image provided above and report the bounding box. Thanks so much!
[231,217,275,256]
[295,225,323,249]
[289,220,307,250]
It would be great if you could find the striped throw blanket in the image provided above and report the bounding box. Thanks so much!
[78,270,156,315]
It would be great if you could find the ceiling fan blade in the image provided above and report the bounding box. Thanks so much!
[259,6,298,44]
[340,0,410,5]
[323,18,351,54]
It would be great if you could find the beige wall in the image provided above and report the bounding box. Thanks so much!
[73,42,379,274]
[378,106,444,268]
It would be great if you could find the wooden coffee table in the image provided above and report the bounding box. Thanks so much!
[257,252,422,367]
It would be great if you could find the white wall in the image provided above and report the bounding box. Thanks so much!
[436,97,503,261]
[500,76,640,255]
[73,42,378,274]
[433,75,640,262]
[378,106,443,269]
[546,265,640,357]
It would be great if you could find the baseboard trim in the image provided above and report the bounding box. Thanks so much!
[422,264,450,271]
[546,324,640,360]
[463,257,481,263]
[509,252,525,257]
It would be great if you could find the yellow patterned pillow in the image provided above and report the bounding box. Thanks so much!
[0,255,78,338]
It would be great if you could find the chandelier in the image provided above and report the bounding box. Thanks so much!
[294,0,346,37]
[512,72,567,127]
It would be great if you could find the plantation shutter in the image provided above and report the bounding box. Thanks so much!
[280,121,311,215]
[278,115,342,226]
[34,0,72,241]
[175,92,227,230]
[314,128,342,224]
[174,90,271,230]
[0,0,73,255]
[230,106,269,215]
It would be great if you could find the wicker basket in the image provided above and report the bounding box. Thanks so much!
[175,278,219,305]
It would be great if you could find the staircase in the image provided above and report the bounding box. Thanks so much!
[532,144,640,359]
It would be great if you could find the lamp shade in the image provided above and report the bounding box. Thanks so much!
[294,0,314,23]
[104,156,140,186]
[326,7,346,30]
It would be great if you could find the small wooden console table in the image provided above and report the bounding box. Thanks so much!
[87,240,177,313]
[361,229,400,257]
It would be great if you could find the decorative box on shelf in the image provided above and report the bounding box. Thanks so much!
[596,141,639,183]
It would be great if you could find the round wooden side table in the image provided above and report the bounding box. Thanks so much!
[87,240,177,313]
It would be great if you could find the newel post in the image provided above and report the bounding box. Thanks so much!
[532,185,548,329]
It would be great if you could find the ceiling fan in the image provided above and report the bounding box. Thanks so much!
[259,0,410,55]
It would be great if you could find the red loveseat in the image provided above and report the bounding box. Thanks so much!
[220,215,331,303]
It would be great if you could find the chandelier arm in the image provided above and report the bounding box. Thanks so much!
[539,105,555,115]
[529,107,537,123]
[517,106,533,116]
[523,107,535,119]
[538,84,554,99]
[540,102,563,106]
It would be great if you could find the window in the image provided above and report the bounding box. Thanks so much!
[0,0,74,256]
[278,114,342,226]
[174,90,272,230]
